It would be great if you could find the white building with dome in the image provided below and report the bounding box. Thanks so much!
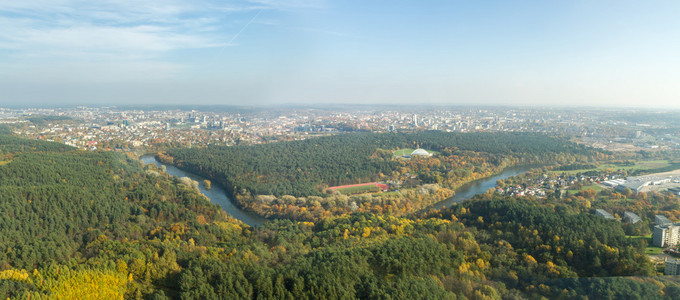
[410,148,432,157]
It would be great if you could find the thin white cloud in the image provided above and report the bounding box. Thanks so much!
[0,0,305,62]
[247,0,326,10]
[11,24,216,52]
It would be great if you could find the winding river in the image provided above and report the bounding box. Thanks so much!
[424,165,535,210]
[141,155,267,227]
[142,155,533,226]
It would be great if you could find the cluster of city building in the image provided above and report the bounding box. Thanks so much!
[499,172,625,200]
[2,106,679,151]
[496,185,548,198]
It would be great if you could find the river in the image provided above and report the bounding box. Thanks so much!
[424,165,535,210]
[140,155,267,227]
[142,155,533,225]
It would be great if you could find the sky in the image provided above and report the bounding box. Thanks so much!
[1,1,679,107]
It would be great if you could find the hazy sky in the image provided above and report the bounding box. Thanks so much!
[1,1,679,107]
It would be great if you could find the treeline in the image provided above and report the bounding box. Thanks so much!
[556,163,598,171]
[0,134,73,154]
[165,131,598,199]
[25,115,73,125]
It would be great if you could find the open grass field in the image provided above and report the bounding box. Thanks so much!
[394,148,415,156]
[553,160,674,175]
[645,247,664,255]
[567,184,605,194]
[627,235,664,255]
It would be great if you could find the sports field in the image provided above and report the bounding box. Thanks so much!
[393,148,415,157]
[335,185,379,195]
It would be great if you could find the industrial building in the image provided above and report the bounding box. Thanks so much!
[603,178,626,187]
[615,175,673,193]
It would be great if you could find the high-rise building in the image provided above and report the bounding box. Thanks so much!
[653,224,680,247]
[666,257,680,275]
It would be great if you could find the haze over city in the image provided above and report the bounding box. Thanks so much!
[1,1,679,107]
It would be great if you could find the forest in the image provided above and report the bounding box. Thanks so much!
[165,132,598,197]
[1,134,678,299]
[163,132,601,219]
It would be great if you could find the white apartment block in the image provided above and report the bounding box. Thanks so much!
[653,224,680,247]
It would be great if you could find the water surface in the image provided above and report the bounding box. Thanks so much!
[426,166,534,210]
[141,155,267,227]
[143,155,533,224]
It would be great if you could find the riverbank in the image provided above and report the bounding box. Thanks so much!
[423,165,536,211]
[141,155,267,227]
[145,153,537,223]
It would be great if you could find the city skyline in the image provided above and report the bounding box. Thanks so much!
[1,1,679,107]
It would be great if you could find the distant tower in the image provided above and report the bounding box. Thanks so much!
[165,123,170,130]
[413,114,418,127]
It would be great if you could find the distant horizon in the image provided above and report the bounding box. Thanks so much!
[4,102,680,112]
[2,1,679,108]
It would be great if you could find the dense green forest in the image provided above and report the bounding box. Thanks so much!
[0,135,242,298]
[2,134,678,299]
[166,132,597,197]
[163,132,601,219]
[164,132,595,197]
